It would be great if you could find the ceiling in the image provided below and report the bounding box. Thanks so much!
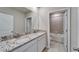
[12,7,32,13]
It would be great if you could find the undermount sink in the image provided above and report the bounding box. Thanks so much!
[13,34,21,38]
[6,39,17,44]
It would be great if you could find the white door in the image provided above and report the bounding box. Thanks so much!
[63,11,68,52]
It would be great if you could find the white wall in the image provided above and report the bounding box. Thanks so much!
[77,8,79,49]
[0,7,26,33]
[70,7,78,51]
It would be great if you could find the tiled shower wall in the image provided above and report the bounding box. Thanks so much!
[50,12,64,34]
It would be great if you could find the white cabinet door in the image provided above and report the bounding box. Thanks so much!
[13,39,38,52]
[24,42,37,52]
[38,34,46,52]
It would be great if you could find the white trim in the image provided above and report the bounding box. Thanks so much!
[67,8,71,52]
[48,8,71,52]
[25,17,27,33]
[48,13,50,48]
[77,8,79,48]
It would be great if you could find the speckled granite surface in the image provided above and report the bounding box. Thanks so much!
[0,31,46,52]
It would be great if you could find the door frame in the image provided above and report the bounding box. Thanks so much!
[48,8,71,52]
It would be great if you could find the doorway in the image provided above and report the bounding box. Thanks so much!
[48,9,70,52]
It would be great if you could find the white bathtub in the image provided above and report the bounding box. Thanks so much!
[50,33,64,43]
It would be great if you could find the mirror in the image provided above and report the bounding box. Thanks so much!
[0,7,39,40]
[25,7,39,33]
[0,13,14,36]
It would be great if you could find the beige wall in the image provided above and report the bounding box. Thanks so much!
[0,7,26,33]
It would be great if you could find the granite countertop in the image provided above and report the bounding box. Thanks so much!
[0,31,46,52]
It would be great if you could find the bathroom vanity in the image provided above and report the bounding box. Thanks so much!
[0,31,47,52]
[0,8,47,52]
[12,31,47,52]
